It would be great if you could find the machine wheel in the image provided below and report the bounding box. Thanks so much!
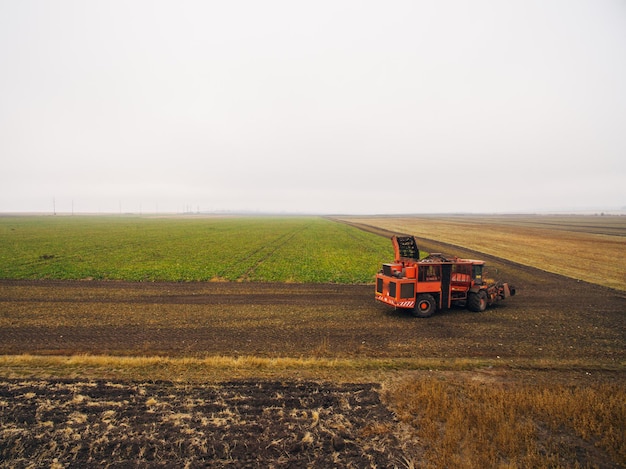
[411,294,436,318]
[468,290,487,312]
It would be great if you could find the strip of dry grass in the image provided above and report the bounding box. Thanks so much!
[0,354,471,382]
[0,354,622,382]
[343,215,626,291]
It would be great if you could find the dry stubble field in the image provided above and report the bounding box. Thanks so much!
[1,216,625,468]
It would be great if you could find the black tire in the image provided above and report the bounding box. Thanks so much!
[411,294,436,318]
[468,290,487,312]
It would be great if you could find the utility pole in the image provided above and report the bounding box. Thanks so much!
[53,197,56,215]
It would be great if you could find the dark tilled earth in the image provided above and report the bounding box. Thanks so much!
[0,237,625,467]
[0,379,400,468]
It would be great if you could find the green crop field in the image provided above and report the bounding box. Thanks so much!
[0,216,393,283]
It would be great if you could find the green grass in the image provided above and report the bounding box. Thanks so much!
[0,216,393,283]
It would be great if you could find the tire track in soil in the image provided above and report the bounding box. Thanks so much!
[213,224,309,281]
[236,223,311,282]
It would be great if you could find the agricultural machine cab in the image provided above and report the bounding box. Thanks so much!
[375,235,515,317]
[472,264,483,285]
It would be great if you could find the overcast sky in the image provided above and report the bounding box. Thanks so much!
[1,0,625,214]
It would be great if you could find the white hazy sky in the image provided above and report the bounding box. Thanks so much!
[1,0,625,214]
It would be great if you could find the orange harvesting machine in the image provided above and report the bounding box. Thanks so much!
[375,235,516,317]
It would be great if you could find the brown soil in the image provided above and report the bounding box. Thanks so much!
[1,237,625,467]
